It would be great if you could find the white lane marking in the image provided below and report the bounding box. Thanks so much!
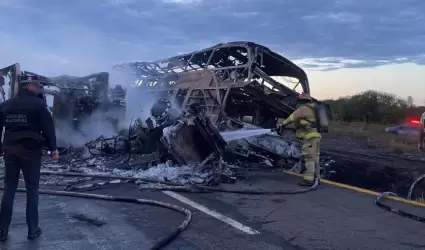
[163,191,260,235]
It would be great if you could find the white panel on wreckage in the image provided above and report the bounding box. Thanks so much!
[0,76,5,147]
[0,75,5,103]
[0,86,5,103]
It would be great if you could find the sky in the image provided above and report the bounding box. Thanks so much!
[0,0,424,103]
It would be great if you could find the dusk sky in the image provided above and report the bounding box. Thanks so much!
[1,0,424,103]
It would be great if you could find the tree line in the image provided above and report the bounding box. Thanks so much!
[323,90,425,124]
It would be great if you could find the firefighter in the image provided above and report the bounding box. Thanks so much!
[150,98,180,128]
[149,98,181,162]
[277,93,321,186]
[418,112,425,151]
[0,76,59,241]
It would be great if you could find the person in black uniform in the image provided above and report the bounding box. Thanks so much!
[0,75,59,241]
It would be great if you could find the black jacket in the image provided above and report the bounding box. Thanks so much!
[0,89,57,153]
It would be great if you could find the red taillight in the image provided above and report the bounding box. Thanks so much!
[409,119,420,124]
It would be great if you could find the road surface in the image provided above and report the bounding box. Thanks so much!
[1,170,425,250]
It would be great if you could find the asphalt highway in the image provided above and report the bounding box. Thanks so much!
[1,170,425,250]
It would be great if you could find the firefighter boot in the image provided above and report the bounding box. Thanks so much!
[298,161,315,186]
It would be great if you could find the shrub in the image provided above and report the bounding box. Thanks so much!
[324,90,425,124]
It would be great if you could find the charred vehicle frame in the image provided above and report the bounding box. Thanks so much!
[114,41,310,128]
[112,41,312,168]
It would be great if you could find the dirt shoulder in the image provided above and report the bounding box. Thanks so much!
[318,122,425,200]
[323,121,425,161]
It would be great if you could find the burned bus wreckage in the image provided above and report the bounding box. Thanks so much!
[111,41,318,176]
[0,42,329,190]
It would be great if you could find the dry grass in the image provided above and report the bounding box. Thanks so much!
[328,121,417,153]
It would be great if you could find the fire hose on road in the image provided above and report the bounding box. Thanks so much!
[0,184,192,250]
[375,173,425,223]
[375,192,425,223]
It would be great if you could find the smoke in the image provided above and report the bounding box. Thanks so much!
[0,2,193,148]
[52,69,139,147]
[55,113,118,148]
[110,69,150,121]
[108,67,165,126]
[108,64,185,126]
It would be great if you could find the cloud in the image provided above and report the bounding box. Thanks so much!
[301,12,362,23]
[294,57,370,71]
[161,0,203,4]
[0,0,424,77]
[294,54,425,71]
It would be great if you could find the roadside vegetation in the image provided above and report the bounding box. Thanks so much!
[324,90,425,153]
[327,121,416,153]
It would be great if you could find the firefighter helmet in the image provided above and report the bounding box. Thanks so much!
[150,98,172,123]
[298,92,312,101]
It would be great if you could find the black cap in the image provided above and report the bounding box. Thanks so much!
[20,75,42,87]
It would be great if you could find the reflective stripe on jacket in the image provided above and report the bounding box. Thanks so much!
[281,103,321,140]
